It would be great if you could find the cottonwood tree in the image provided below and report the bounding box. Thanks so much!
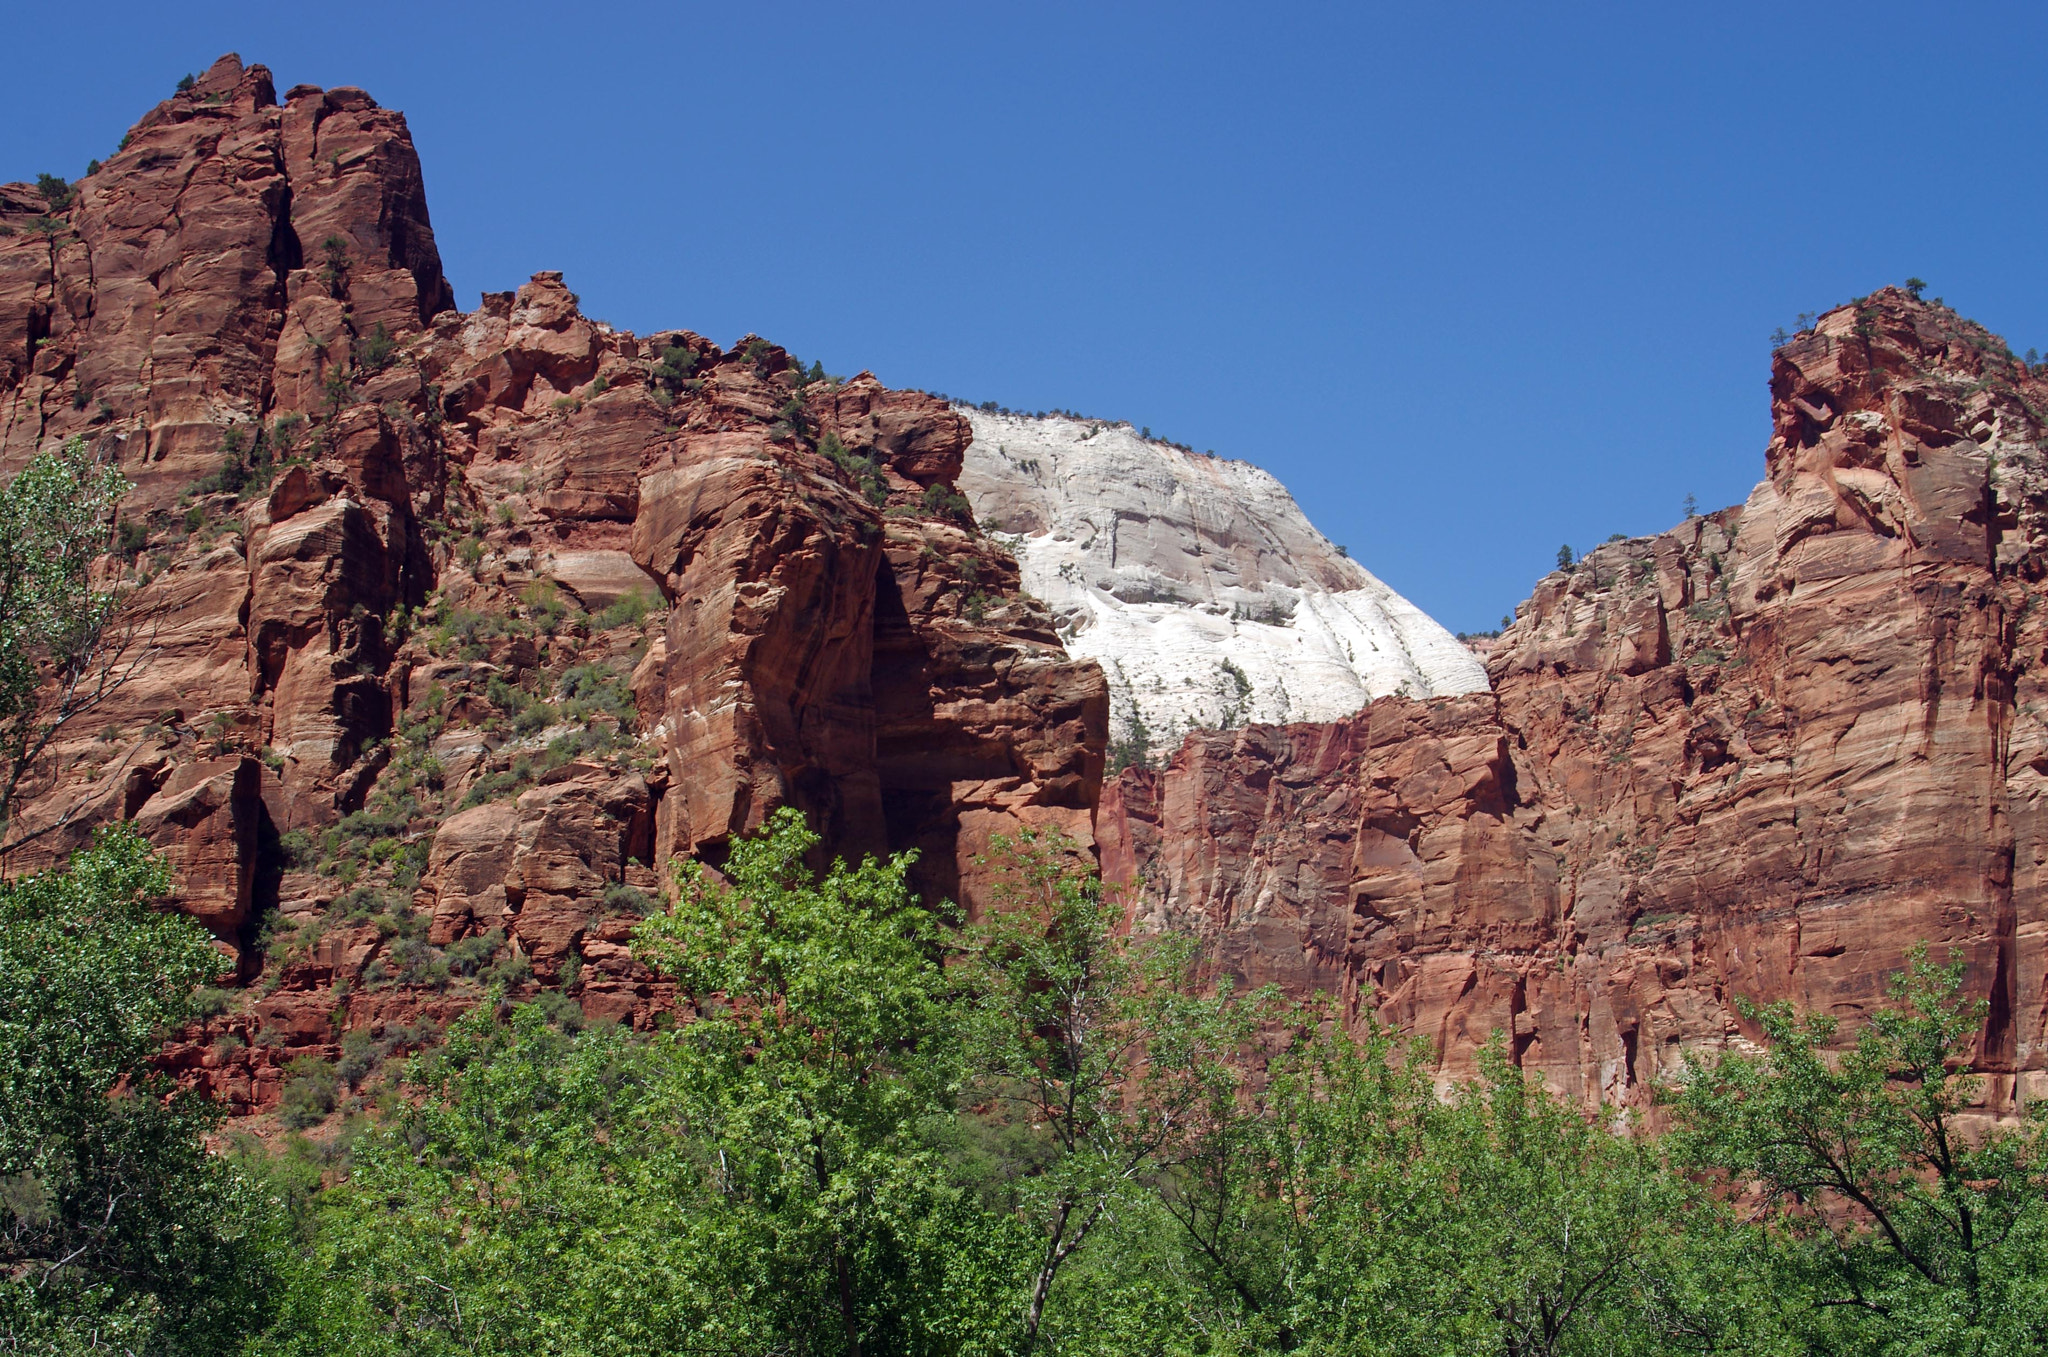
[0,825,281,1352]
[1672,946,2048,1355]
[0,436,144,852]
[964,826,1257,1354]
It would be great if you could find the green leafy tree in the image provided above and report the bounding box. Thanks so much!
[1160,1012,1769,1356]
[965,827,1257,1354]
[1671,946,2048,1355]
[635,807,1017,1355]
[0,825,282,1352]
[0,437,138,849]
[259,1004,721,1356]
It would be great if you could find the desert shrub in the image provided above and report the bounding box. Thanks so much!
[651,343,698,399]
[592,587,659,630]
[353,322,395,371]
[445,929,505,978]
[557,664,634,723]
[820,431,889,505]
[279,1057,340,1129]
[922,482,975,526]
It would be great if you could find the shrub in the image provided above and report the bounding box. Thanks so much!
[319,235,350,298]
[457,535,486,569]
[593,587,659,630]
[651,343,698,399]
[176,73,197,92]
[494,500,518,527]
[922,482,975,526]
[820,431,889,505]
[278,1056,340,1129]
[354,322,395,371]
[445,929,505,978]
[35,172,72,211]
[116,519,148,558]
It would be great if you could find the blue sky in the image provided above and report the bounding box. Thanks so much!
[10,2,2046,632]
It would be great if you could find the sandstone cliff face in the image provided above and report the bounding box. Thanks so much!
[957,411,1488,757]
[1102,289,2048,1114]
[10,59,2043,1128]
[1,59,1104,1115]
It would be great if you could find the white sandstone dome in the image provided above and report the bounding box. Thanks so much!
[954,409,1488,760]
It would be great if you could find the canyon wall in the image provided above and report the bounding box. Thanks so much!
[6,58,2045,1121]
[1,56,1102,1113]
[1101,289,2048,1114]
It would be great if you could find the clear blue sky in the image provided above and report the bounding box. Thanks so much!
[11,2,2045,632]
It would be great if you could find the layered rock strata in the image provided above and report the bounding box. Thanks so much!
[957,412,1487,756]
[1102,289,2048,1115]
[1,57,1104,1114]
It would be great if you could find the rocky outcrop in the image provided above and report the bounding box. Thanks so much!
[957,411,1487,758]
[1103,289,2048,1115]
[12,58,2045,1130]
[2,59,1107,1117]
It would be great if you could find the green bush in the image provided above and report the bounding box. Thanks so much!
[922,481,975,526]
[278,1057,340,1129]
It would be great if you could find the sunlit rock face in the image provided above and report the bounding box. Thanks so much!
[956,410,1488,756]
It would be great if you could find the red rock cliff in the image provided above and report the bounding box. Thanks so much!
[1,58,1104,1115]
[1102,289,2048,1115]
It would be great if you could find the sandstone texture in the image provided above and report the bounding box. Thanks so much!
[8,59,2043,1131]
[1102,290,2048,1116]
[957,410,1487,757]
[1,58,1103,1117]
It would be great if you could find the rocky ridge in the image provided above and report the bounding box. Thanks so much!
[1101,289,2048,1116]
[956,410,1487,760]
[2,56,1103,1116]
[7,58,2046,1127]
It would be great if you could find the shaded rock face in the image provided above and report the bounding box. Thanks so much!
[1103,289,2048,1115]
[1,59,1106,1115]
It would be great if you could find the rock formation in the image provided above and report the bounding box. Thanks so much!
[958,411,1488,757]
[1,56,1103,1114]
[7,59,2045,1127]
[1101,289,2048,1116]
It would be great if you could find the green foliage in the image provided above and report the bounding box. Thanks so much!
[353,322,395,372]
[649,342,698,400]
[1556,543,1576,570]
[0,437,130,839]
[922,481,976,526]
[0,827,283,1351]
[1108,707,1153,773]
[318,235,349,298]
[1671,946,2048,1353]
[965,825,1262,1350]
[591,586,660,630]
[34,172,72,211]
[278,1057,340,1130]
[1905,277,1928,299]
[821,430,890,505]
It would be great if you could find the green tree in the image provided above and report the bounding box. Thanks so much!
[259,1004,719,1356]
[965,827,1257,1354]
[1671,946,2048,1355]
[635,807,1017,1354]
[0,825,282,1352]
[0,437,137,849]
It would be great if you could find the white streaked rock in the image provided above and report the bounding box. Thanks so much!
[955,409,1487,756]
